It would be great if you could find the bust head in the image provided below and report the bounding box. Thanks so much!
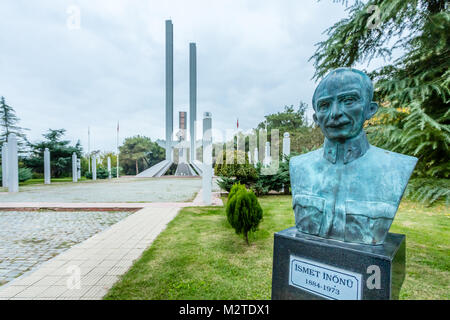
[312,68,378,141]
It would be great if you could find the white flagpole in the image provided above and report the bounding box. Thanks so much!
[88,126,91,173]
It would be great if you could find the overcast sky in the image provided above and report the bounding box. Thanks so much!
[0,0,359,153]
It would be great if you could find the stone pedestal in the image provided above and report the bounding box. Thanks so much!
[272,227,405,300]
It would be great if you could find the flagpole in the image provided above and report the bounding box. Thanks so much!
[116,121,119,179]
[88,126,91,173]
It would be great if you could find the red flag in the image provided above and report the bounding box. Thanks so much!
[237,118,239,129]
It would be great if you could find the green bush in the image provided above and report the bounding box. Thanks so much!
[214,150,258,187]
[85,166,118,180]
[0,167,32,183]
[217,176,237,192]
[32,172,44,179]
[226,183,263,245]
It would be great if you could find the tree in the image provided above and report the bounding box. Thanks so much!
[0,96,29,149]
[24,129,83,178]
[310,0,449,204]
[255,103,323,155]
[256,102,308,133]
[226,183,263,245]
[119,135,164,175]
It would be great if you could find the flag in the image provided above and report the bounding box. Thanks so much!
[117,121,119,133]
[237,118,239,129]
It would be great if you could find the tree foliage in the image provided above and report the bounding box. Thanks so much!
[311,0,449,204]
[226,183,263,245]
[119,135,164,175]
[0,96,29,149]
[24,129,82,178]
[255,103,323,156]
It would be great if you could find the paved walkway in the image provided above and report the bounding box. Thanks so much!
[0,191,223,300]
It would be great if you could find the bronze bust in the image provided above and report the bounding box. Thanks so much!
[289,68,417,245]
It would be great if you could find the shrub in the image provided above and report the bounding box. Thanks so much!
[0,167,32,183]
[85,165,118,180]
[226,183,263,245]
[19,168,33,182]
[214,150,258,187]
[217,176,237,192]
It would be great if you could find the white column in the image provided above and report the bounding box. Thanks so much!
[92,156,97,180]
[202,112,212,205]
[72,153,78,182]
[7,134,18,193]
[282,132,291,161]
[107,156,111,179]
[77,159,81,179]
[264,141,271,166]
[253,147,258,168]
[44,148,51,184]
[1,142,8,188]
[247,151,251,164]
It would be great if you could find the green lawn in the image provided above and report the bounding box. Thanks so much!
[19,177,88,186]
[104,196,449,300]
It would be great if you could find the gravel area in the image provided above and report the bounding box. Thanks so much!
[0,178,202,203]
[0,211,131,286]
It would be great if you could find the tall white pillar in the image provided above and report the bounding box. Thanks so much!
[202,112,212,205]
[107,156,111,179]
[264,142,271,166]
[7,134,18,193]
[282,132,291,161]
[2,142,8,188]
[253,147,258,167]
[44,148,51,185]
[92,156,97,180]
[247,151,251,165]
[77,159,81,179]
[72,153,78,182]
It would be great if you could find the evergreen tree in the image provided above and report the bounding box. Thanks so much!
[24,129,83,178]
[0,96,29,148]
[310,0,449,204]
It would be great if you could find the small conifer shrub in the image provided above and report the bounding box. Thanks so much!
[226,183,263,245]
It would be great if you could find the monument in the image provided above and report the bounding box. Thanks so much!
[72,153,78,182]
[92,156,97,181]
[107,156,112,179]
[272,68,417,300]
[7,134,18,193]
[1,142,8,187]
[202,112,212,205]
[282,132,290,161]
[44,148,51,185]
[138,20,202,177]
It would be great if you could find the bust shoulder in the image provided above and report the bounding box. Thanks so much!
[290,148,323,168]
[365,145,418,173]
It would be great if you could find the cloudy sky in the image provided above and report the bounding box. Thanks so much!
[0,0,360,153]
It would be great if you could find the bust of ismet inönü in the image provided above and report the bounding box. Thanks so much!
[289,68,417,245]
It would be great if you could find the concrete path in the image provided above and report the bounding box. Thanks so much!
[0,191,223,300]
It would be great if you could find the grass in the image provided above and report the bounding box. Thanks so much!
[19,177,87,186]
[104,196,449,300]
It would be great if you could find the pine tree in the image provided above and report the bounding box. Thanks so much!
[310,0,449,204]
[0,96,29,148]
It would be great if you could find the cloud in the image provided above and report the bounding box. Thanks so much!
[0,0,352,152]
